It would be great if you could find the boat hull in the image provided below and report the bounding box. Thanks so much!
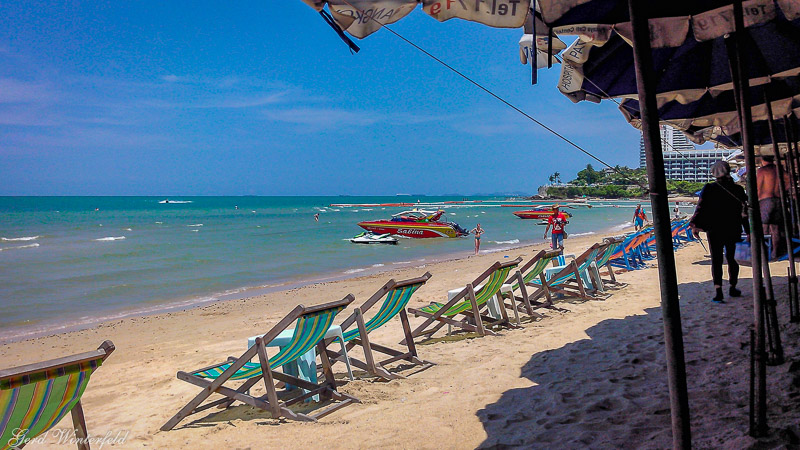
[513,210,573,220]
[358,221,460,238]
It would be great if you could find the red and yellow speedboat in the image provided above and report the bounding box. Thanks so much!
[513,206,573,220]
[358,209,469,239]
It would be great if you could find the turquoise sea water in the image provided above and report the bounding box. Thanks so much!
[0,196,670,342]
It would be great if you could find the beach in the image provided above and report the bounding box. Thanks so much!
[3,231,799,448]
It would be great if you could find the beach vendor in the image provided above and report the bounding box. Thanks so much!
[471,224,484,255]
[633,204,648,231]
[689,161,748,304]
[543,206,568,251]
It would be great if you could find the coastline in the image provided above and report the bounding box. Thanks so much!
[0,219,632,345]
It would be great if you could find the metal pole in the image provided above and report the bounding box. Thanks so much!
[767,97,799,323]
[627,1,692,447]
[726,0,768,436]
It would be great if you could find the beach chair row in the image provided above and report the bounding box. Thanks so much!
[606,219,696,271]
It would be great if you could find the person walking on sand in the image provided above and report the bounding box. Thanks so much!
[757,155,785,259]
[633,204,648,231]
[544,205,568,251]
[689,161,749,304]
[471,224,484,255]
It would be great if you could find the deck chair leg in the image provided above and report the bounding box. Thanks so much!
[571,261,588,299]
[399,309,421,361]
[317,340,338,396]
[162,378,216,431]
[467,284,487,336]
[255,337,282,418]
[539,272,554,307]
[354,308,387,379]
[606,262,617,283]
[516,271,535,317]
[70,400,90,450]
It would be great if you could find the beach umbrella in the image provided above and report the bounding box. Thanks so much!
[300,0,530,40]
[538,0,800,443]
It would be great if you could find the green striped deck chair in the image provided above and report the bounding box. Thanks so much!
[527,243,607,301]
[161,296,358,431]
[1,341,114,450]
[327,272,433,380]
[407,257,523,340]
[501,249,564,318]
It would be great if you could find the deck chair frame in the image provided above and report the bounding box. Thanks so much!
[527,243,607,302]
[406,257,523,341]
[597,237,628,287]
[326,272,433,380]
[0,340,115,450]
[502,249,564,318]
[161,296,358,431]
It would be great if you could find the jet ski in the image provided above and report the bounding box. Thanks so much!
[350,232,399,245]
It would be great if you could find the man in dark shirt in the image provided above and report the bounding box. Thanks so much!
[689,161,749,303]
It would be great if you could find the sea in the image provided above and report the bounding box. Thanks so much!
[0,196,687,342]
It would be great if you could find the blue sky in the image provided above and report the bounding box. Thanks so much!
[0,1,648,196]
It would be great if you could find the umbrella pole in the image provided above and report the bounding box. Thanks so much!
[626,1,691,447]
[785,117,800,237]
[784,118,800,323]
[767,98,799,323]
[726,0,768,436]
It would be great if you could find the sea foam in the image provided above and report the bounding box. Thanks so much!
[492,239,520,245]
[1,236,39,241]
[0,243,40,251]
[95,236,126,241]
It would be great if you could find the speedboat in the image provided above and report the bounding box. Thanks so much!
[513,206,573,220]
[358,209,469,239]
[350,232,398,245]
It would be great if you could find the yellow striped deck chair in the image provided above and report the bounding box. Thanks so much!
[1,341,114,450]
[161,296,358,431]
[328,272,433,380]
[407,257,522,340]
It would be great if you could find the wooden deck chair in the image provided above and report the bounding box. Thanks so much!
[327,272,433,380]
[527,244,606,302]
[500,249,564,317]
[596,237,628,287]
[161,296,358,430]
[406,257,522,341]
[1,341,115,450]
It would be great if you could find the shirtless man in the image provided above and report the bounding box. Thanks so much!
[757,155,784,259]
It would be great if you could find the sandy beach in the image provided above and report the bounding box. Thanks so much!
[3,231,799,449]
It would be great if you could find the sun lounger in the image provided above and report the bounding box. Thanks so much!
[406,257,522,340]
[1,341,115,450]
[161,296,358,430]
[327,272,433,380]
[500,249,563,317]
[527,243,608,301]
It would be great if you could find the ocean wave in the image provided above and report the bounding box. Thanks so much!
[611,221,633,231]
[95,236,126,241]
[492,239,520,244]
[372,263,384,268]
[187,224,203,227]
[155,221,163,224]
[1,235,39,241]
[0,243,40,251]
[393,261,412,265]
[159,200,192,204]
[344,268,366,274]
[124,228,132,231]
[569,231,596,237]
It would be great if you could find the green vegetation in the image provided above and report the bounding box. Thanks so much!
[544,164,705,199]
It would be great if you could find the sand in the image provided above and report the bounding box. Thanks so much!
[2,232,799,449]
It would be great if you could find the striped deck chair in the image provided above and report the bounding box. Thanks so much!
[406,257,523,340]
[500,250,563,318]
[327,272,433,380]
[527,244,607,301]
[1,341,114,450]
[161,296,358,430]
[596,237,627,287]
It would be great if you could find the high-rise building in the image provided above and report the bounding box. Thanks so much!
[639,125,736,182]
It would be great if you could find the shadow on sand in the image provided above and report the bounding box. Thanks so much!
[477,277,800,448]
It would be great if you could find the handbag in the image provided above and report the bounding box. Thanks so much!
[734,240,752,266]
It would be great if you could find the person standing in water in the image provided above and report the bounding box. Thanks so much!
[314,213,319,222]
[544,205,568,251]
[471,224,484,255]
[633,204,648,231]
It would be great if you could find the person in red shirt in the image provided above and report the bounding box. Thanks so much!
[544,205,568,250]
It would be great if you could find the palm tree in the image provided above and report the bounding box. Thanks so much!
[554,172,561,184]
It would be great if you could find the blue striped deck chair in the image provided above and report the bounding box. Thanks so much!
[161,296,358,430]
[501,249,564,317]
[327,273,433,380]
[527,243,608,301]
[1,341,114,450]
[596,237,628,287]
[407,257,523,340]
